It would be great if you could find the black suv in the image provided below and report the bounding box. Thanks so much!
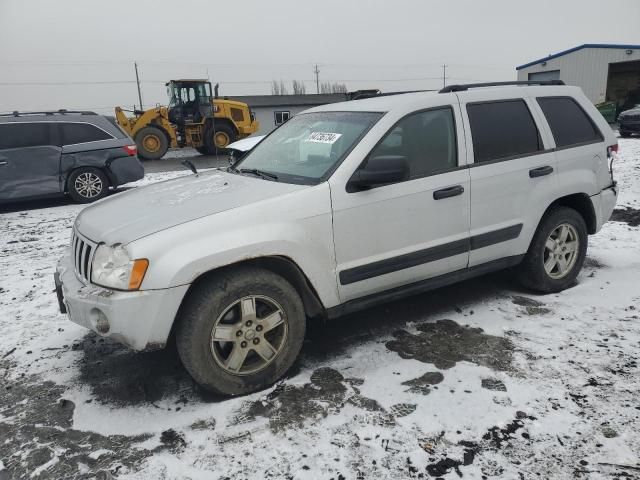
[0,110,144,204]
[618,104,640,137]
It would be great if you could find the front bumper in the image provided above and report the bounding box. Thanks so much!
[55,254,189,351]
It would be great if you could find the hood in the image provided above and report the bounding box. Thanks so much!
[227,135,266,152]
[75,170,307,244]
[619,106,640,117]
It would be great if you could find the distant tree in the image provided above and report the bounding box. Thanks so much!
[271,80,289,95]
[320,82,347,94]
[292,80,306,95]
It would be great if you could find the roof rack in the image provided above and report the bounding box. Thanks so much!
[346,89,435,101]
[0,109,98,117]
[439,80,565,93]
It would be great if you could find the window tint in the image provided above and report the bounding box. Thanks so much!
[369,107,457,179]
[467,100,542,163]
[60,123,112,145]
[0,123,51,149]
[537,97,602,148]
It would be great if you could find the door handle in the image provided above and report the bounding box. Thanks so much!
[433,185,464,200]
[529,165,553,178]
[0,161,7,166]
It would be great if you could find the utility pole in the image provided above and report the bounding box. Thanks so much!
[442,64,447,88]
[314,64,320,94]
[134,62,143,110]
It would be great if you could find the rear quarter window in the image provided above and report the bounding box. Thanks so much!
[466,99,542,163]
[536,97,603,148]
[60,122,113,145]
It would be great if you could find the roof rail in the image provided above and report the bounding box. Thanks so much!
[346,89,435,101]
[439,80,565,93]
[0,109,98,117]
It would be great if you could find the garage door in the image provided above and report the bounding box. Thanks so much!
[528,70,561,81]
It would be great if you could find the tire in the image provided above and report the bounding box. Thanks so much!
[195,146,209,155]
[203,123,236,155]
[135,126,169,160]
[67,167,109,203]
[619,130,631,138]
[176,266,306,396]
[516,207,588,293]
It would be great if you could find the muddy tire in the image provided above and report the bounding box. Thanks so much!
[135,126,168,160]
[203,123,236,155]
[176,266,306,396]
[516,207,588,293]
[67,167,109,203]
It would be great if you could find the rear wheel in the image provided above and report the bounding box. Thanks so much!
[619,130,632,138]
[67,167,109,203]
[135,126,168,160]
[204,123,236,155]
[176,266,306,396]
[195,146,209,155]
[516,207,588,293]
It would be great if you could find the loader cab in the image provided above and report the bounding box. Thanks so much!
[166,80,214,126]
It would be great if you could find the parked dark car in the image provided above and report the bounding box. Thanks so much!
[0,110,144,203]
[618,105,640,138]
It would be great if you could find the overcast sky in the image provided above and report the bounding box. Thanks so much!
[1,0,639,114]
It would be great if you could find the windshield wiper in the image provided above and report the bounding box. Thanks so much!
[239,168,279,181]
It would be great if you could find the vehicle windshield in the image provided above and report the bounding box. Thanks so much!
[235,111,383,184]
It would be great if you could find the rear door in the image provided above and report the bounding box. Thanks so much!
[0,122,62,201]
[458,93,558,267]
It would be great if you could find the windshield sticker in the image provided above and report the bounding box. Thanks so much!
[305,132,342,144]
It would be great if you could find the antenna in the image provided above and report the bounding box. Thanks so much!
[314,64,320,94]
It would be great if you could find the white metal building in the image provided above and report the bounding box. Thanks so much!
[233,94,347,134]
[516,44,640,106]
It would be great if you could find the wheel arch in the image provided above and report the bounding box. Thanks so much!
[173,256,326,335]
[544,193,597,234]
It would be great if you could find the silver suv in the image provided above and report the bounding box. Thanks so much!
[0,110,143,203]
[55,81,618,396]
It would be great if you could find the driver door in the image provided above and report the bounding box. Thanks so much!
[330,105,471,302]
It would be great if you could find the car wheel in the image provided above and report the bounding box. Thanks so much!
[516,207,588,293]
[204,123,236,155]
[135,126,169,160]
[67,167,109,203]
[619,130,631,138]
[176,266,306,396]
[195,146,208,155]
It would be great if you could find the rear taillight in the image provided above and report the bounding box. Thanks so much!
[123,145,137,156]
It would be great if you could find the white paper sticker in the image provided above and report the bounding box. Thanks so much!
[305,132,342,144]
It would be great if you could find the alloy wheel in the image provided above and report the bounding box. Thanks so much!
[210,295,288,376]
[74,172,103,199]
[543,223,579,279]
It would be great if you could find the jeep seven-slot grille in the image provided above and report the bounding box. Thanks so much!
[71,230,96,283]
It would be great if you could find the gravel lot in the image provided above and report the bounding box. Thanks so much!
[0,139,639,479]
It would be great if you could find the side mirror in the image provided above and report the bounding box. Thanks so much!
[347,155,409,192]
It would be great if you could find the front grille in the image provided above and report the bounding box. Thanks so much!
[71,229,97,283]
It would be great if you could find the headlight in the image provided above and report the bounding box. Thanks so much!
[91,244,149,291]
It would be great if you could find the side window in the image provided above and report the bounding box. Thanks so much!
[60,123,112,145]
[368,107,458,180]
[537,97,603,148]
[274,111,291,126]
[467,100,542,163]
[0,123,51,149]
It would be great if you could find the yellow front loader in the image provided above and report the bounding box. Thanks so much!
[115,80,259,160]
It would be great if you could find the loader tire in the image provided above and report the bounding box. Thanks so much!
[135,126,168,160]
[204,123,236,155]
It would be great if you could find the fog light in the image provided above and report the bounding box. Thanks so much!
[90,308,110,334]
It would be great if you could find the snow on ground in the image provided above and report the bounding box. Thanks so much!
[0,139,639,479]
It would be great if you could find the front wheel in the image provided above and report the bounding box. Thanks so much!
[135,126,169,160]
[176,267,306,396]
[516,207,588,293]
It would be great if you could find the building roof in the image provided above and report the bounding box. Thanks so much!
[516,43,640,70]
[232,93,348,108]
